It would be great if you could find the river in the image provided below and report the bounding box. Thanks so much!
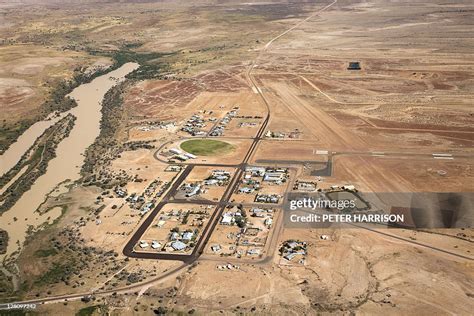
[0,62,139,260]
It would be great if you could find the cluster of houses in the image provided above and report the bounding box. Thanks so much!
[165,165,182,172]
[203,170,231,186]
[280,240,307,263]
[138,228,197,252]
[250,208,274,228]
[294,180,317,192]
[114,186,127,198]
[265,129,301,139]
[238,166,288,195]
[329,184,357,192]
[180,170,232,198]
[245,166,288,184]
[238,121,257,128]
[216,263,240,271]
[180,182,201,198]
[138,120,176,132]
[168,147,197,162]
[255,194,280,204]
[263,167,288,184]
[126,193,145,209]
[209,107,239,137]
[181,114,207,136]
[220,206,247,228]
[139,240,162,250]
[118,181,163,214]
[144,179,163,197]
[168,229,197,251]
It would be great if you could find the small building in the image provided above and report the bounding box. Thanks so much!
[348,61,361,70]
[221,213,234,225]
[175,155,189,161]
[170,232,180,241]
[186,184,201,197]
[239,187,254,194]
[204,179,219,186]
[264,218,273,227]
[171,241,186,251]
[245,166,266,177]
[251,208,266,217]
[184,152,197,159]
[151,241,162,249]
[342,184,356,191]
[182,232,194,241]
[211,244,221,252]
[170,148,183,155]
[139,241,149,249]
[247,248,260,256]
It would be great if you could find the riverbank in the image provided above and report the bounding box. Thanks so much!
[0,62,139,261]
[0,115,76,214]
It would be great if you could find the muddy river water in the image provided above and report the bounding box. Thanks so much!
[0,62,139,260]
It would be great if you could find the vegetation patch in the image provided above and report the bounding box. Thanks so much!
[0,115,76,214]
[34,248,58,258]
[180,139,234,156]
[75,305,105,316]
[88,47,175,80]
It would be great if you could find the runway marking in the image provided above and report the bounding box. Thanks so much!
[432,153,453,157]
[433,157,454,160]
[314,150,328,155]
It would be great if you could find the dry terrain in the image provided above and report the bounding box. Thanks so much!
[0,0,473,315]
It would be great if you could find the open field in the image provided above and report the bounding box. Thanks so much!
[181,139,234,156]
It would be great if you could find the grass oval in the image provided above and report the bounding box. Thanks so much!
[180,139,234,156]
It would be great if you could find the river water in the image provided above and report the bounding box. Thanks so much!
[0,62,139,260]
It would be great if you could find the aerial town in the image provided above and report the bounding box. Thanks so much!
[0,0,473,315]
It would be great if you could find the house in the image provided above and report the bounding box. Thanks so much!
[170,148,182,155]
[297,181,316,192]
[342,184,356,191]
[171,241,187,251]
[182,232,194,241]
[284,251,306,261]
[170,232,180,241]
[211,244,221,252]
[212,170,230,177]
[239,187,254,194]
[263,173,285,183]
[264,218,273,227]
[165,165,182,172]
[204,179,219,186]
[221,213,234,225]
[151,241,162,249]
[184,152,197,159]
[175,155,189,161]
[245,166,266,177]
[186,184,201,197]
[247,248,260,255]
[251,208,266,217]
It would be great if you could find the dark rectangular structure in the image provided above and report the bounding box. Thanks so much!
[348,62,361,70]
